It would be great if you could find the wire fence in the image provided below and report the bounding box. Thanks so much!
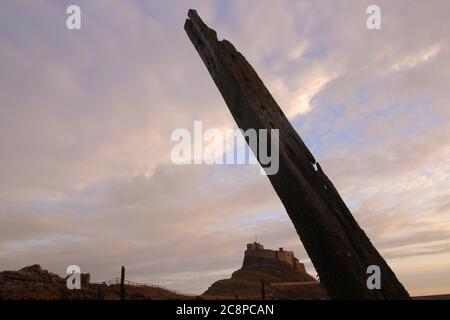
[91,277,198,297]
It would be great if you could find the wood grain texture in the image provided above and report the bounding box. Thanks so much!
[184,9,410,299]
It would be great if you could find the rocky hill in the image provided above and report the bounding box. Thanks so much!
[202,242,328,299]
[0,264,194,300]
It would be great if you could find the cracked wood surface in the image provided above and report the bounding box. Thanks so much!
[184,9,410,299]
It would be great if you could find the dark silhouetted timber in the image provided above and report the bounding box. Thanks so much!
[120,266,126,300]
[184,9,410,299]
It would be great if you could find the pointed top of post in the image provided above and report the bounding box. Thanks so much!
[186,9,207,31]
[184,9,218,46]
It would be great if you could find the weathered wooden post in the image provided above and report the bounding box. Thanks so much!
[184,9,410,299]
[97,287,105,300]
[120,266,126,300]
[261,279,266,300]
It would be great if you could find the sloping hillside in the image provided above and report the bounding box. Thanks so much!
[202,248,328,299]
[0,264,195,300]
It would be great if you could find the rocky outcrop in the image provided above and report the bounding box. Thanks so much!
[0,265,194,300]
[0,264,93,300]
[184,9,410,299]
[203,244,327,299]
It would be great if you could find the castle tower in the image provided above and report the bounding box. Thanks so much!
[247,242,264,251]
[243,242,307,273]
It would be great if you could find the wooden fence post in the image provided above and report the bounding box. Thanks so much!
[120,266,126,300]
[261,279,266,300]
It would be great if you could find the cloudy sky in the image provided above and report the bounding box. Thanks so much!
[1,0,449,296]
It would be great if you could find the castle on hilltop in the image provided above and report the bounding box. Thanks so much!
[243,242,306,273]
